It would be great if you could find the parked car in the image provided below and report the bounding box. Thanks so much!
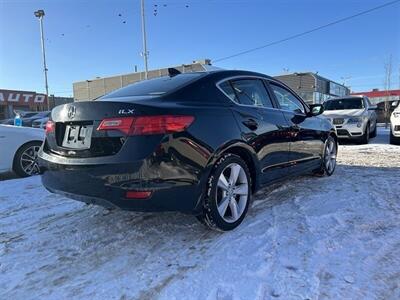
[1,111,39,125]
[390,103,400,145]
[376,100,399,123]
[323,96,377,144]
[39,70,337,231]
[0,125,44,177]
[0,111,50,127]
[32,117,49,129]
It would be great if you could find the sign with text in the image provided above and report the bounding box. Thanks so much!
[0,89,47,106]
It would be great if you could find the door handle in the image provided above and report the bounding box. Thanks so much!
[242,118,258,130]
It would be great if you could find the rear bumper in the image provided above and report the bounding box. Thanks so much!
[38,151,206,213]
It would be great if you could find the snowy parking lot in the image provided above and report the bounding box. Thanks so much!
[1,127,399,300]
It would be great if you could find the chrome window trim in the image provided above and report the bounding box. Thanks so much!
[216,75,309,115]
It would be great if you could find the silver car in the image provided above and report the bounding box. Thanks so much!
[323,96,377,144]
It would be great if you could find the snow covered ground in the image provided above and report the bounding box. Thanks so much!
[1,128,399,300]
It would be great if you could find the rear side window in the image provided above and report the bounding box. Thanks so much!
[100,73,203,99]
[219,79,274,108]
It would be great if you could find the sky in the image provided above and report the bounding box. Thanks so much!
[0,0,399,97]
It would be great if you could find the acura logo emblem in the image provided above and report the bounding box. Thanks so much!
[68,106,76,119]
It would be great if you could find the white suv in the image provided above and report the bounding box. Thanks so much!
[323,96,377,144]
[390,103,400,145]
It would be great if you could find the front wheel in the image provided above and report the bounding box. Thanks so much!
[197,153,251,231]
[370,123,377,138]
[359,123,370,144]
[390,130,400,145]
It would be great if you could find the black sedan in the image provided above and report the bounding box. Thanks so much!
[38,70,337,231]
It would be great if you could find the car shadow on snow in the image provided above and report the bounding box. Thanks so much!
[0,171,18,181]
[37,163,400,255]
[4,164,400,299]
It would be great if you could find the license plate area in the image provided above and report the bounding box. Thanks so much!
[62,125,93,149]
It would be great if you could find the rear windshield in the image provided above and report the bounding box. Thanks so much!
[324,98,364,110]
[100,73,204,99]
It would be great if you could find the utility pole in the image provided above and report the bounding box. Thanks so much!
[34,9,49,111]
[384,55,393,128]
[140,0,149,79]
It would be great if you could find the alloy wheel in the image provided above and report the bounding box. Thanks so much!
[216,163,249,223]
[324,139,337,174]
[20,145,41,176]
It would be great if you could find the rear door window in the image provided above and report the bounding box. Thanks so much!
[219,79,274,108]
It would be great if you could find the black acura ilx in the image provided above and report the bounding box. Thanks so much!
[39,70,337,231]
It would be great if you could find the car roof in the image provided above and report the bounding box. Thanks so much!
[203,69,276,80]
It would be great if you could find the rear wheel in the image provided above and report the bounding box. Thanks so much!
[13,141,42,177]
[197,154,251,231]
[314,136,337,176]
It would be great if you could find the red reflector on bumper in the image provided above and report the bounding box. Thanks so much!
[125,191,152,199]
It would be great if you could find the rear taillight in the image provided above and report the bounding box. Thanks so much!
[45,120,55,134]
[97,115,194,136]
[96,118,134,135]
[125,190,153,199]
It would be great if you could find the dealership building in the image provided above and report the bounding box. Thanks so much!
[274,72,350,104]
[0,89,73,120]
[351,88,400,104]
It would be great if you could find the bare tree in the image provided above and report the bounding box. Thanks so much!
[383,55,393,128]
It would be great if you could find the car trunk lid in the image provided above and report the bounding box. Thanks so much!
[44,100,156,158]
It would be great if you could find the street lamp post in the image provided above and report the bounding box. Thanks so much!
[34,9,50,111]
[140,0,149,79]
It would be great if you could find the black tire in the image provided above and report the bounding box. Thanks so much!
[313,136,337,176]
[370,123,377,138]
[359,123,370,144]
[390,130,400,145]
[196,153,252,231]
[13,141,42,177]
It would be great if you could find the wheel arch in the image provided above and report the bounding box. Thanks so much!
[208,142,260,193]
[329,130,338,145]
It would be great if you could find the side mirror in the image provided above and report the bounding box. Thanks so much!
[368,105,377,111]
[309,104,324,116]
